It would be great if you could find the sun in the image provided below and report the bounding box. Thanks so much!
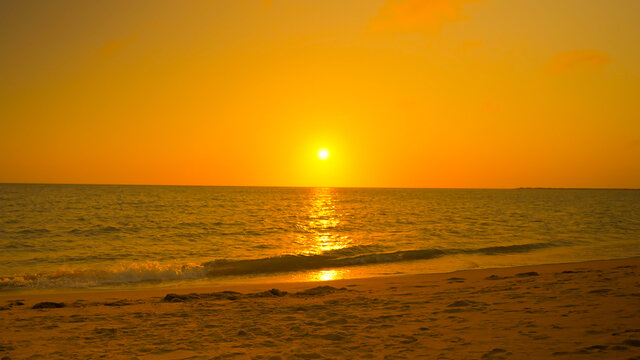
[317,148,329,160]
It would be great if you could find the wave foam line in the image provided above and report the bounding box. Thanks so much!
[0,262,205,289]
[1,242,552,289]
[202,242,553,276]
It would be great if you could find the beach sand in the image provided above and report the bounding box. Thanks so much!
[1,257,639,360]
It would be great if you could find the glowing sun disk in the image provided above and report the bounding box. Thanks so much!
[318,149,329,160]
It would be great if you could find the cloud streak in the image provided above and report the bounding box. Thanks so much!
[96,35,137,59]
[369,0,479,33]
[544,49,611,74]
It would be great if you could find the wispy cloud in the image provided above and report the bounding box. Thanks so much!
[544,49,611,74]
[96,35,136,59]
[369,0,480,33]
[482,100,501,115]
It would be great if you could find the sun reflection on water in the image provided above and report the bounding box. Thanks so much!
[296,187,351,255]
[305,269,350,282]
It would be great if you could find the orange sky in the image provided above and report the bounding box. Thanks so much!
[1,0,639,188]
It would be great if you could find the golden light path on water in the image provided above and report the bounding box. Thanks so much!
[297,188,352,282]
[305,269,351,282]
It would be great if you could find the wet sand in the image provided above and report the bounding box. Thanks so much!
[1,257,639,360]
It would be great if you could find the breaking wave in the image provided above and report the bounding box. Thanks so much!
[0,262,206,290]
[0,242,553,289]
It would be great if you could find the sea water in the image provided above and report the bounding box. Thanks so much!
[1,184,639,291]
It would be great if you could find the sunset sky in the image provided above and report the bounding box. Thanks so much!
[1,0,639,188]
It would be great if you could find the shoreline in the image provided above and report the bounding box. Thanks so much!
[1,256,639,359]
[1,256,637,300]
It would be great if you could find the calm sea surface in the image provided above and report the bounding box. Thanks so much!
[1,184,639,291]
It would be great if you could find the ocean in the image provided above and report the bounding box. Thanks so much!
[1,184,638,291]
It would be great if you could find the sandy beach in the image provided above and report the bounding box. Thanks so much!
[1,257,639,360]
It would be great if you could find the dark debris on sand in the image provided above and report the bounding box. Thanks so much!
[32,302,65,309]
[1,300,25,311]
[293,286,347,297]
[103,299,146,306]
[515,271,540,277]
[485,275,509,280]
[162,286,347,303]
[623,339,640,347]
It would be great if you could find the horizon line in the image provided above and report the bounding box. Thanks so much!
[0,182,638,191]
